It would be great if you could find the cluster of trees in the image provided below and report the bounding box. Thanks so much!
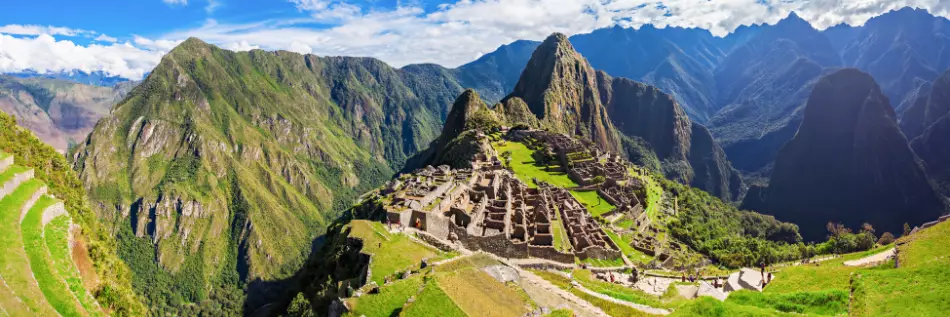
[660,173,887,268]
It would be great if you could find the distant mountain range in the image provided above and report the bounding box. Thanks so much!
[0,76,133,152]
[7,70,135,87]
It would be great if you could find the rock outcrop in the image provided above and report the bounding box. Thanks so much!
[745,69,947,240]
[504,33,621,154]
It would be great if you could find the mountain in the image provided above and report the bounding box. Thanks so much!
[743,69,947,241]
[503,33,622,153]
[599,73,744,200]
[481,33,744,201]
[842,7,950,117]
[70,38,472,314]
[0,76,132,152]
[571,25,727,121]
[709,12,842,174]
[908,69,950,193]
[453,40,540,104]
[8,70,134,87]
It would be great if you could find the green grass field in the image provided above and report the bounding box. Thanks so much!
[550,217,571,252]
[46,215,102,316]
[725,289,848,316]
[897,219,950,269]
[345,275,425,317]
[0,178,58,316]
[669,297,807,317]
[21,196,87,317]
[849,221,950,317]
[0,164,29,186]
[765,246,893,294]
[401,279,467,317]
[439,267,533,317]
[493,141,577,188]
[347,220,455,285]
[569,191,615,217]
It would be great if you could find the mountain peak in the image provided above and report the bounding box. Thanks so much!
[776,11,812,29]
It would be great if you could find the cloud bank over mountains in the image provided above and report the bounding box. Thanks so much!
[3,0,949,80]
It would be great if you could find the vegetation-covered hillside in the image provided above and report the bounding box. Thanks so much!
[0,111,144,315]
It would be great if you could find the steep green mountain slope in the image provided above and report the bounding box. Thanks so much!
[0,110,144,315]
[70,38,473,314]
[743,69,947,241]
[0,76,130,152]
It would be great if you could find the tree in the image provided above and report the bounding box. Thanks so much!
[877,232,896,245]
[903,223,912,236]
[826,222,851,239]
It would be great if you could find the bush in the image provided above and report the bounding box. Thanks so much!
[877,232,895,245]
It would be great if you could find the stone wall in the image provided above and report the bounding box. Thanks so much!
[414,231,457,252]
[19,185,47,222]
[425,213,452,241]
[41,201,68,226]
[0,155,12,172]
[528,245,575,264]
[0,168,32,201]
[576,246,622,262]
[450,224,528,259]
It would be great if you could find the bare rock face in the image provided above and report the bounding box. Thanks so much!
[746,68,948,240]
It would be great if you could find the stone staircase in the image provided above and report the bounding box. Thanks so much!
[0,150,103,316]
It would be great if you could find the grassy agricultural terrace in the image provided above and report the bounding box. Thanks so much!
[0,150,105,316]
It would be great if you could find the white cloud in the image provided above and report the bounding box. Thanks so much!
[95,34,118,43]
[4,0,950,80]
[163,0,188,5]
[206,0,222,13]
[133,35,182,51]
[0,24,94,37]
[288,41,313,54]
[0,34,165,80]
[223,40,260,51]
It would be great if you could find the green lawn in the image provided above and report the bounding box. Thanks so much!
[0,179,58,316]
[347,220,455,285]
[897,219,950,269]
[401,279,467,317]
[629,167,664,223]
[669,297,807,317]
[569,190,615,217]
[765,246,893,294]
[22,196,87,317]
[851,265,949,317]
[493,141,577,188]
[579,256,626,268]
[0,164,29,186]
[726,289,848,316]
[46,215,103,316]
[848,220,950,317]
[345,275,425,317]
[550,217,571,252]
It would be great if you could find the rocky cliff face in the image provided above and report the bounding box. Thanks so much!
[599,73,743,201]
[0,76,130,152]
[71,38,469,304]
[745,69,947,240]
[504,33,621,154]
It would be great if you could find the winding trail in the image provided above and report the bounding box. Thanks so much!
[844,248,895,267]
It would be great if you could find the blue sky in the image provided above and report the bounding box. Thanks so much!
[1,0,948,80]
